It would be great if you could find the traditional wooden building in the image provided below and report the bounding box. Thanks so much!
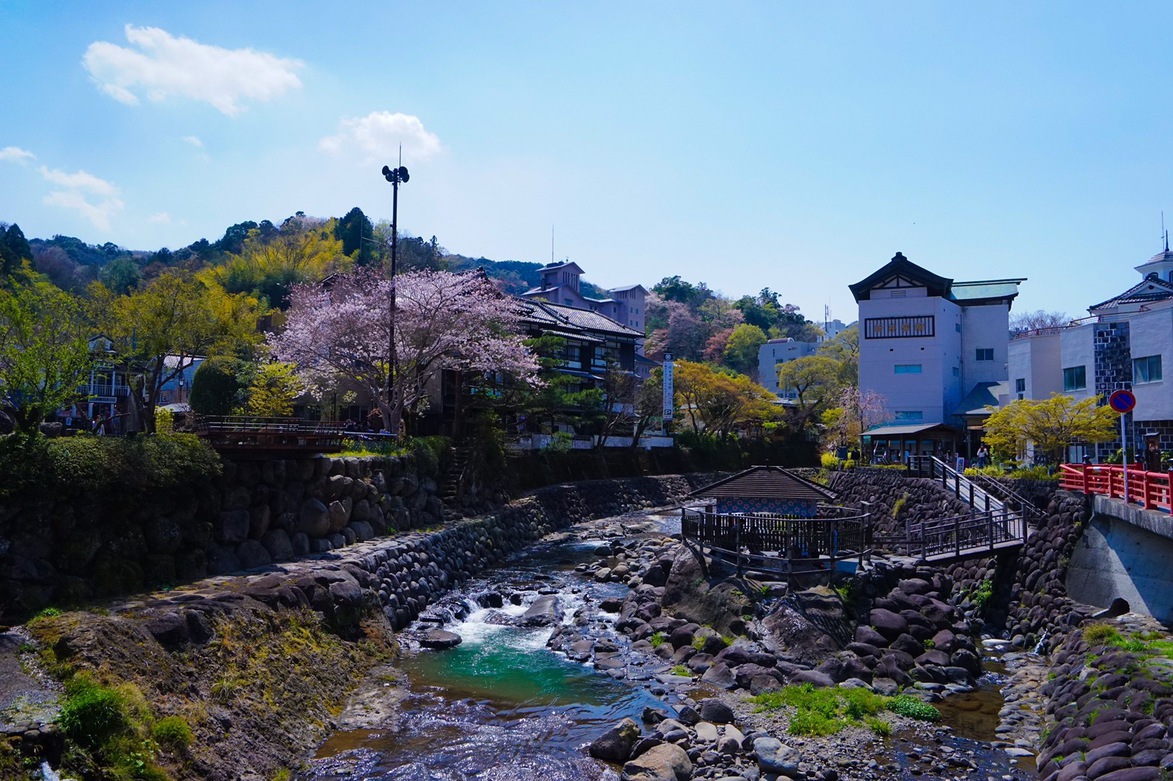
[687,465,837,517]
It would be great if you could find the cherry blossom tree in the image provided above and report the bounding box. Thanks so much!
[270,269,539,434]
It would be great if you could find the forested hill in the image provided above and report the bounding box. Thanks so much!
[1,207,834,373]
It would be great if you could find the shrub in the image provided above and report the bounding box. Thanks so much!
[891,493,910,518]
[888,694,940,721]
[820,452,841,471]
[649,632,666,648]
[1081,623,1119,645]
[58,676,130,750]
[152,715,193,750]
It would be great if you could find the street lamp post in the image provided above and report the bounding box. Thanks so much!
[381,162,409,436]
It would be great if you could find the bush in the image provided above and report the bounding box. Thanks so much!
[888,694,940,721]
[152,715,193,750]
[820,452,841,470]
[1,433,222,499]
[410,435,451,477]
[58,676,130,750]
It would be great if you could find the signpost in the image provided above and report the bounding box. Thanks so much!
[662,353,674,427]
[1109,389,1137,502]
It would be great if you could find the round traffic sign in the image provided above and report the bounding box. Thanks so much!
[1109,389,1136,414]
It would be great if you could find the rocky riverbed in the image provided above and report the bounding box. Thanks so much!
[305,510,1044,781]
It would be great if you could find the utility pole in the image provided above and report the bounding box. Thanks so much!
[381,156,409,436]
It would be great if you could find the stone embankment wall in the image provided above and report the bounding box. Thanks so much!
[1,454,448,621]
[828,468,986,537]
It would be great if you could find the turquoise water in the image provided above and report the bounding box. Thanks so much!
[304,537,658,780]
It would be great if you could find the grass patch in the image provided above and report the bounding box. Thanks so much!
[888,694,941,722]
[750,684,897,736]
[649,632,666,648]
[670,665,691,677]
[151,716,193,751]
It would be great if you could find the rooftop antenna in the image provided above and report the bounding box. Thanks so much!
[1163,212,1168,252]
[551,225,555,264]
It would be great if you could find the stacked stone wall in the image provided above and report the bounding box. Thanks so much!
[0,454,445,620]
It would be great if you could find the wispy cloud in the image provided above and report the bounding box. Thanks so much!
[83,25,303,116]
[38,166,123,231]
[319,111,442,164]
[0,146,36,164]
[149,212,173,224]
[182,135,204,148]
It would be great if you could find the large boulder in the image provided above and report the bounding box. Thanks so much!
[760,587,852,666]
[621,742,693,781]
[589,717,640,762]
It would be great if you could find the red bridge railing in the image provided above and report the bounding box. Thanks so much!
[1060,463,1173,514]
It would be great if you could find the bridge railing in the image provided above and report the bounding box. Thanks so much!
[191,415,351,454]
[873,507,1026,560]
[1060,464,1173,513]
[680,505,871,583]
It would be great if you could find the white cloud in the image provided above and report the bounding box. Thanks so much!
[38,166,123,231]
[182,135,204,148]
[319,111,442,164]
[83,25,303,116]
[149,212,173,224]
[0,146,36,164]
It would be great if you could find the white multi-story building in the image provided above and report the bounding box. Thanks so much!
[1009,244,1173,461]
[757,338,818,398]
[849,253,1024,453]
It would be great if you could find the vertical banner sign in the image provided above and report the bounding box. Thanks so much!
[662,353,674,422]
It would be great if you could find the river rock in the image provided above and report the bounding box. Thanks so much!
[589,717,640,762]
[520,595,562,627]
[420,629,462,649]
[622,741,693,781]
[753,736,800,777]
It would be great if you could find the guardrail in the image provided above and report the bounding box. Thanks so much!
[192,415,352,454]
[874,507,1027,561]
[1060,463,1173,514]
[680,505,871,585]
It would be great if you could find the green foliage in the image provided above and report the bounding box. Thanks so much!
[983,393,1116,466]
[891,492,910,518]
[1008,464,1058,481]
[0,433,222,499]
[151,716,193,751]
[410,436,451,478]
[866,716,892,736]
[649,632,666,648]
[189,358,243,415]
[154,407,174,435]
[888,694,941,722]
[58,676,131,751]
[670,664,691,677]
[972,579,994,610]
[750,684,889,736]
[820,452,841,470]
[246,361,304,417]
[0,267,94,433]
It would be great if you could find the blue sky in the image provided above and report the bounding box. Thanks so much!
[2,2,1171,325]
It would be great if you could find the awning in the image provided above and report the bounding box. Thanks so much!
[862,422,959,439]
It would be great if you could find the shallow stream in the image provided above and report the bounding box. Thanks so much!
[301,513,1036,780]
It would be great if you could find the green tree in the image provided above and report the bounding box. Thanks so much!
[92,271,262,431]
[674,359,777,437]
[188,358,242,415]
[982,394,1117,465]
[1,223,32,277]
[0,269,93,433]
[816,324,859,386]
[723,323,767,378]
[98,257,142,295]
[335,207,376,266]
[246,362,304,417]
[775,355,844,436]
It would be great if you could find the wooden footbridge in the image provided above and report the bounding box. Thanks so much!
[681,456,1030,586]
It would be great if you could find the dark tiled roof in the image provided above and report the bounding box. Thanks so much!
[1089,275,1173,313]
[517,297,643,339]
[688,465,837,502]
[850,252,1023,304]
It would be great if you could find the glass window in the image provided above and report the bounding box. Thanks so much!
[1015,378,1025,400]
[1063,366,1087,391]
[894,364,923,374]
[1134,355,1163,384]
[975,348,994,361]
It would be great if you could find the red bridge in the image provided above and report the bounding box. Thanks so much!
[1060,463,1173,514]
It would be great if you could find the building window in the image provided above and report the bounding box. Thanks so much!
[864,316,935,339]
[894,364,923,374]
[952,366,959,377]
[1134,355,1163,384]
[975,348,994,361]
[1015,378,1025,400]
[894,411,924,421]
[1062,366,1087,391]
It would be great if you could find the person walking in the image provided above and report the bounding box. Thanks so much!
[977,445,990,469]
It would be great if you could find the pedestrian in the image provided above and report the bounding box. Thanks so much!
[977,445,990,469]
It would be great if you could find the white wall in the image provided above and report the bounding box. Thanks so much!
[1008,331,1062,401]
[1130,304,1173,422]
[858,294,961,424]
[960,302,1011,388]
[1059,323,1095,402]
